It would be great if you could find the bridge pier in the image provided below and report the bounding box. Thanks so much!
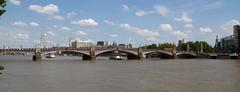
[83,47,96,60]
[33,48,41,61]
[126,48,144,60]
[172,43,177,59]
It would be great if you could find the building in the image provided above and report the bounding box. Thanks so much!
[97,41,108,47]
[220,35,236,53]
[177,39,185,51]
[234,25,240,53]
[112,41,117,47]
[215,35,221,52]
[126,44,132,48]
[71,40,94,48]
[118,44,126,48]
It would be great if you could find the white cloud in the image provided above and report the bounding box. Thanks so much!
[104,21,159,39]
[29,22,39,27]
[29,4,59,15]
[175,12,192,24]
[46,31,57,36]
[67,11,77,18]
[160,24,173,31]
[76,31,87,35]
[120,23,159,37]
[135,10,148,17]
[122,4,129,11]
[147,37,158,41]
[184,24,193,29]
[171,31,186,38]
[175,12,193,29]
[12,21,27,27]
[104,20,115,25]
[200,27,213,33]
[153,5,169,16]
[49,15,64,20]
[15,33,29,40]
[71,19,98,26]
[60,26,72,31]
[220,19,240,31]
[110,34,118,38]
[202,1,223,11]
[9,0,21,5]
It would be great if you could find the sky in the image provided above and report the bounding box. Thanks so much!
[0,0,240,48]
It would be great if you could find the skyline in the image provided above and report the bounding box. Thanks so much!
[0,0,240,48]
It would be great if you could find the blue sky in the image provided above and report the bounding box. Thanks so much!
[0,0,240,48]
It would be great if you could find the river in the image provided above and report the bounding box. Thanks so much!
[0,56,240,92]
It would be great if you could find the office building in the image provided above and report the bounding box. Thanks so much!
[71,40,94,48]
[220,35,236,53]
[234,25,240,52]
[97,41,108,47]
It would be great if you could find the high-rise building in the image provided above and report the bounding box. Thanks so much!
[234,25,240,53]
[220,35,235,53]
[177,38,185,51]
[215,35,221,52]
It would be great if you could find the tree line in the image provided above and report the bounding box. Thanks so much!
[144,41,214,53]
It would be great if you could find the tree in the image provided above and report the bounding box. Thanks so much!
[178,41,214,53]
[0,0,6,74]
[146,44,158,49]
[158,43,172,49]
[0,0,6,16]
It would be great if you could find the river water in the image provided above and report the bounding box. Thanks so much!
[0,56,240,92]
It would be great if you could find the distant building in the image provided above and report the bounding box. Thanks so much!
[118,44,126,48]
[71,40,94,48]
[177,38,185,51]
[215,35,221,52]
[234,25,240,53]
[126,44,132,48]
[220,35,236,53]
[97,41,108,47]
[112,41,117,47]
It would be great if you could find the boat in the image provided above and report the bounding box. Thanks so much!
[210,53,217,59]
[229,53,238,59]
[109,55,123,60]
[46,53,56,58]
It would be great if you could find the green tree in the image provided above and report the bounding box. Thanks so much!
[178,41,214,53]
[146,44,158,49]
[0,0,6,74]
[0,0,6,16]
[158,43,172,49]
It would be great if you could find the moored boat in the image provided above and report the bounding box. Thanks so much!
[46,53,56,58]
[210,53,217,59]
[229,53,238,59]
[109,55,123,60]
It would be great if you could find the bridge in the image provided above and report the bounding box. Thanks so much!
[0,47,197,61]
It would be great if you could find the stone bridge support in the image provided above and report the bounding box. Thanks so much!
[33,48,41,61]
[172,44,177,59]
[127,48,143,60]
[83,48,96,60]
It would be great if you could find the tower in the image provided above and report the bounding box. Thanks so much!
[40,33,47,48]
[234,25,240,53]
[215,35,220,53]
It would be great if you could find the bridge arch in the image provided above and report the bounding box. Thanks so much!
[176,53,197,58]
[0,51,34,55]
[143,51,173,59]
[143,51,173,56]
[95,49,138,56]
[41,50,90,56]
